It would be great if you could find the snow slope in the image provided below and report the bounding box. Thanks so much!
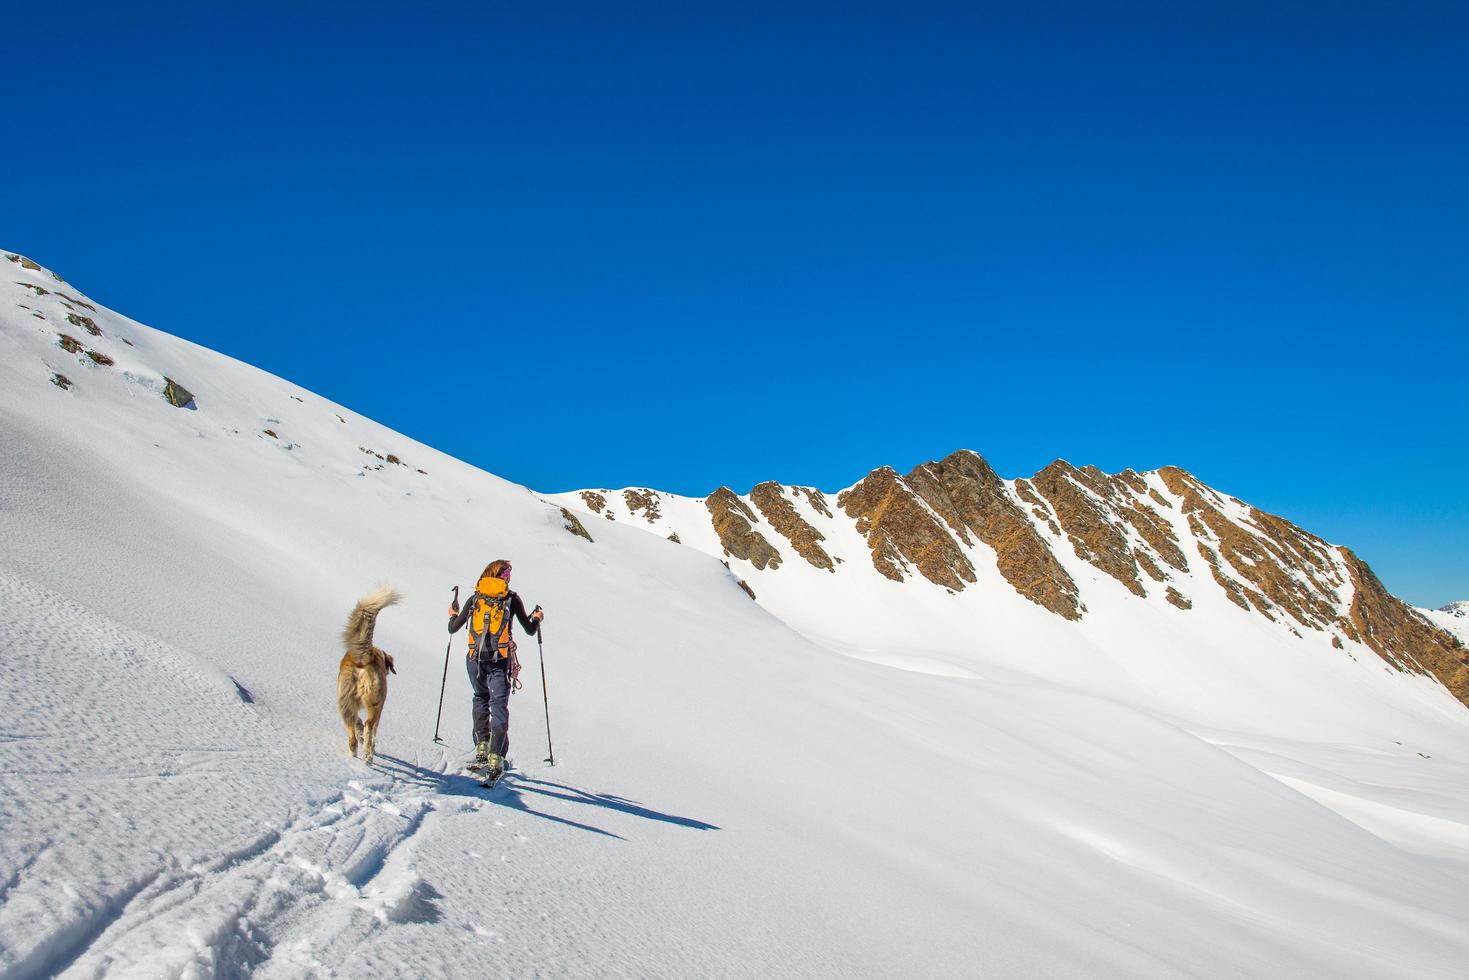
[5,252,1469,978]
[1424,602,1469,646]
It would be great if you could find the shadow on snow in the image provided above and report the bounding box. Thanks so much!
[374,754,720,838]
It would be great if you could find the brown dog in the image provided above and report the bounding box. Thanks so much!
[337,585,401,764]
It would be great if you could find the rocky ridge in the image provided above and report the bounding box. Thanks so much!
[556,450,1467,710]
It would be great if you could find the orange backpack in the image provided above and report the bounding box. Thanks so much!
[465,575,514,660]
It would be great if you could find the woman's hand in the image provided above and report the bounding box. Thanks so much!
[447,602,459,617]
[531,607,545,623]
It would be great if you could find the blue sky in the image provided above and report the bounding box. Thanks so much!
[7,2,1466,605]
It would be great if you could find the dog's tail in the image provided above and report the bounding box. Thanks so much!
[341,584,402,661]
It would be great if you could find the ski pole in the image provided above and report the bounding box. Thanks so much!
[432,585,459,744]
[534,606,555,766]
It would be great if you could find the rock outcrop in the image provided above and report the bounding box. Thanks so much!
[837,466,975,591]
[560,507,593,542]
[1338,549,1468,699]
[1157,467,1341,629]
[906,451,1082,619]
[1031,461,1150,598]
[705,487,782,570]
[623,489,661,524]
[750,482,833,571]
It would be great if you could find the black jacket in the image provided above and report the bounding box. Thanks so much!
[447,590,540,638]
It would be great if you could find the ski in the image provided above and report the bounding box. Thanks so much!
[459,754,508,788]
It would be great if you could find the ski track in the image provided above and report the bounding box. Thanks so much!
[49,774,474,979]
[0,568,484,979]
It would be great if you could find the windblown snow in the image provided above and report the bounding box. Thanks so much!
[4,252,1469,978]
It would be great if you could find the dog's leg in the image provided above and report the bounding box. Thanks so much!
[363,697,383,764]
[338,662,361,758]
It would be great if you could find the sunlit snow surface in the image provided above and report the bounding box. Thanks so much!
[4,255,1469,978]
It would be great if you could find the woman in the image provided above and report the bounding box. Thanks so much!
[447,559,544,777]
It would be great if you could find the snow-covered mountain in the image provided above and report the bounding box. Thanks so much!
[6,250,1469,978]
[554,461,1467,727]
[1424,601,1469,647]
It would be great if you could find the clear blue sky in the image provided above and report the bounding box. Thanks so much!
[8,2,1466,606]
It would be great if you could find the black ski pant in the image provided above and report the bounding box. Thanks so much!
[467,655,510,757]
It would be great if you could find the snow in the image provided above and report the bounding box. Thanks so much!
[1421,602,1469,647]
[5,252,1469,977]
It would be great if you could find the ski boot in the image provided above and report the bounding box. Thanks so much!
[467,741,491,772]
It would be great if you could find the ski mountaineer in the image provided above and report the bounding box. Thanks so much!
[447,560,544,781]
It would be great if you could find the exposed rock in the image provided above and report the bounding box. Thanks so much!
[1032,460,1147,598]
[263,429,278,439]
[58,334,82,354]
[1165,587,1192,610]
[67,313,101,337]
[1195,541,1254,611]
[9,254,40,271]
[560,507,594,542]
[16,282,49,297]
[737,579,757,601]
[56,291,95,312]
[386,454,402,466]
[623,489,662,524]
[705,487,782,570]
[667,532,681,544]
[837,465,974,591]
[163,377,195,408]
[1338,548,1468,700]
[750,481,833,571]
[1121,500,1188,573]
[792,486,833,518]
[1013,479,1062,536]
[1159,467,1339,630]
[906,451,1082,618]
[84,349,113,367]
[51,373,72,390]
[579,491,607,514]
[1115,469,1150,495]
[1134,549,1167,583]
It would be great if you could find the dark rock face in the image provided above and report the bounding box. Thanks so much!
[705,487,782,570]
[792,486,833,518]
[836,466,975,591]
[560,507,594,542]
[750,482,834,571]
[1158,467,1340,628]
[906,451,1082,619]
[579,491,607,514]
[623,489,662,524]
[67,313,101,337]
[1031,461,1149,598]
[1338,548,1468,701]
[163,377,195,409]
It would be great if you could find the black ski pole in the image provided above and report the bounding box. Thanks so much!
[432,585,459,744]
[534,606,555,766]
